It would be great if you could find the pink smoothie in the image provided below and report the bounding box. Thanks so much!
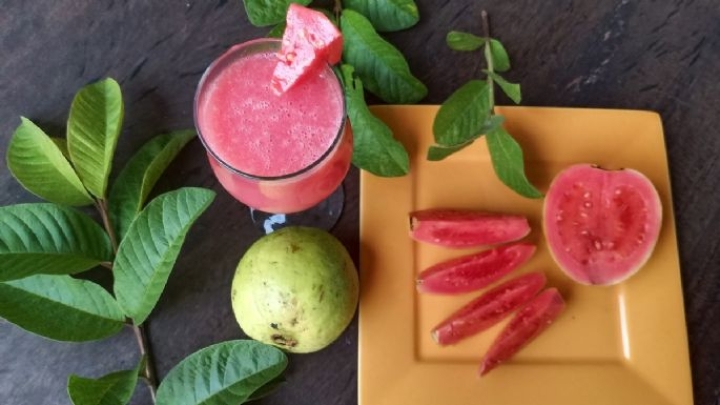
[195,39,352,213]
[197,46,344,177]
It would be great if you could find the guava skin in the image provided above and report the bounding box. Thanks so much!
[231,226,359,353]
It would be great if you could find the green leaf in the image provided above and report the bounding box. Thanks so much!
[6,118,93,206]
[0,275,125,342]
[0,203,112,282]
[246,376,286,402]
[427,142,473,161]
[489,39,510,72]
[433,80,491,146]
[67,357,144,405]
[427,115,504,161]
[341,65,409,177]
[113,188,215,324]
[485,71,521,104]
[341,9,427,103]
[67,78,124,199]
[446,31,485,51]
[156,340,287,405]
[108,130,195,240]
[344,0,419,32]
[243,0,311,26]
[266,23,286,38]
[485,126,542,198]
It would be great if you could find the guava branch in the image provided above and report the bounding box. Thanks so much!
[481,10,495,109]
[131,323,159,403]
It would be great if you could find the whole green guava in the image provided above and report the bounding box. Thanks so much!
[231,226,359,353]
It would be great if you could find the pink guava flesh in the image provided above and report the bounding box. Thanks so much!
[479,288,565,376]
[409,209,531,248]
[432,272,546,346]
[417,243,536,294]
[543,164,662,286]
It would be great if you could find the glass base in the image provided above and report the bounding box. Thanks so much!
[249,185,345,234]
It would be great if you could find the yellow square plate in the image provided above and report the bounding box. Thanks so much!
[359,106,693,405]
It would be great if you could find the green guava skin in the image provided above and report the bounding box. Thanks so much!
[231,226,359,353]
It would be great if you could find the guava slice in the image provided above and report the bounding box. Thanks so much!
[543,164,663,286]
[417,243,536,294]
[432,272,546,346]
[271,4,342,94]
[479,288,565,376]
[409,209,531,248]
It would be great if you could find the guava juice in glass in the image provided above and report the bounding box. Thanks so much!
[194,38,352,216]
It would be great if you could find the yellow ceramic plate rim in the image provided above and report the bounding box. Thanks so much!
[359,105,693,405]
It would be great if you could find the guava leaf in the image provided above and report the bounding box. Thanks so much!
[67,357,144,405]
[446,31,485,51]
[246,376,286,402]
[243,0,311,26]
[489,39,510,72]
[156,340,287,405]
[433,80,491,146]
[0,203,112,282]
[113,188,215,324]
[344,0,419,32]
[486,126,542,199]
[267,23,286,38]
[67,78,124,199]
[485,71,521,104]
[108,130,195,240]
[427,142,473,161]
[0,275,125,342]
[6,117,93,206]
[341,9,427,103]
[342,65,409,177]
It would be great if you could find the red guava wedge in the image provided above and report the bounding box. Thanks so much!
[409,209,531,248]
[432,272,546,346]
[479,288,565,376]
[271,4,343,94]
[417,243,536,294]
[543,164,663,286]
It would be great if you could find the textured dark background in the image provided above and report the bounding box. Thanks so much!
[1,0,718,404]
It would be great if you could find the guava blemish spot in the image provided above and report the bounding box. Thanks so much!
[231,289,237,300]
[290,318,298,326]
[271,334,298,347]
[270,323,279,330]
[289,243,300,253]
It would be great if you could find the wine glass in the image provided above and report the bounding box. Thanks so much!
[194,38,352,233]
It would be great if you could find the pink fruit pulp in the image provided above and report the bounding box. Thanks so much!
[543,164,663,286]
[409,209,531,248]
[432,272,546,346]
[417,243,536,294]
[479,288,566,376]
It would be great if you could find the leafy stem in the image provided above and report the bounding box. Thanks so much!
[131,323,158,403]
[481,10,494,109]
[96,199,119,254]
[97,198,159,403]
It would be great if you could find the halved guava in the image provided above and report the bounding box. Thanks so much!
[543,164,663,286]
[479,288,565,376]
[432,272,546,346]
[271,4,342,94]
[416,243,536,294]
[409,208,531,248]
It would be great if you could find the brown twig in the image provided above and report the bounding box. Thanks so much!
[132,323,158,403]
[96,199,119,254]
[333,0,342,22]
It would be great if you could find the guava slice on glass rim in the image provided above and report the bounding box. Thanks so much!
[543,164,663,286]
[271,4,343,94]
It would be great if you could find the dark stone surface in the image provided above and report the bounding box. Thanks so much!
[1,0,718,404]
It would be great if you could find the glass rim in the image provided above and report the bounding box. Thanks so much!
[193,37,348,182]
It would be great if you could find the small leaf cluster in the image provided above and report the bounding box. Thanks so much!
[429,27,542,199]
[244,0,426,177]
[1,79,286,404]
